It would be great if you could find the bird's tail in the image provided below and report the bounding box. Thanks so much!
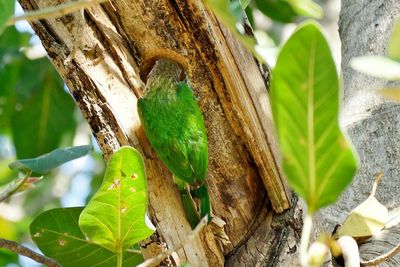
[173,175,201,228]
[191,183,211,223]
[179,188,200,228]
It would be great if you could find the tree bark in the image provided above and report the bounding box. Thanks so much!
[18,0,301,266]
[316,1,400,266]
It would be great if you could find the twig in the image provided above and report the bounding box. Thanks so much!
[0,171,32,203]
[6,0,109,26]
[0,238,60,267]
[370,172,384,197]
[361,243,400,266]
[137,216,208,267]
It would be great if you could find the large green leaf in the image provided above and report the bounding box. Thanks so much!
[8,145,92,174]
[0,0,14,35]
[270,21,357,213]
[30,207,144,267]
[79,147,154,254]
[10,58,77,159]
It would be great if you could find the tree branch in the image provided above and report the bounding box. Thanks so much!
[0,171,32,203]
[0,238,60,267]
[7,0,108,26]
[361,243,400,266]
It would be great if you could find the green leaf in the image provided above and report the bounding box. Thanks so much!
[30,207,144,267]
[285,0,323,19]
[388,21,400,60]
[79,146,154,254]
[0,28,32,133]
[240,0,251,9]
[10,58,77,159]
[255,0,297,23]
[270,21,357,213]
[0,26,31,67]
[8,145,92,174]
[350,56,400,81]
[0,0,15,35]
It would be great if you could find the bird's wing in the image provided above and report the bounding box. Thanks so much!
[178,82,209,183]
[156,138,197,185]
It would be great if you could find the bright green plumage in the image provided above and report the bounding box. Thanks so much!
[137,76,210,228]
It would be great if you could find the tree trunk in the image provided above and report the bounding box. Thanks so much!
[316,1,400,265]
[18,0,301,266]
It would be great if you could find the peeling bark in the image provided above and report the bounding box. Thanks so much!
[18,0,299,265]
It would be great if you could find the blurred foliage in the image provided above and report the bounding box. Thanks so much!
[0,0,15,34]
[0,24,105,266]
[0,1,334,266]
[206,0,323,65]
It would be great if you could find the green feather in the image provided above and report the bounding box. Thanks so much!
[138,78,210,227]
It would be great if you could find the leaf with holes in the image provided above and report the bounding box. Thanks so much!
[79,146,154,255]
[8,145,92,174]
[270,21,357,213]
[30,207,144,267]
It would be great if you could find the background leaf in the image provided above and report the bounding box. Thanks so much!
[255,0,297,23]
[8,145,92,174]
[388,21,400,60]
[204,0,259,59]
[79,147,154,253]
[0,0,15,35]
[286,0,323,19]
[239,0,251,9]
[270,21,357,213]
[30,207,144,267]
[0,27,32,134]
[350,56,400,81]
[10,58,77,159]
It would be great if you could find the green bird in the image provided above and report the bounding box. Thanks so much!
[137,60,210,228]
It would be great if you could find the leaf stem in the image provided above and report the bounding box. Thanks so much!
[117,247,123,267]
[0,171,32,203]
[0,238,60,267]
[300,213,313,267]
